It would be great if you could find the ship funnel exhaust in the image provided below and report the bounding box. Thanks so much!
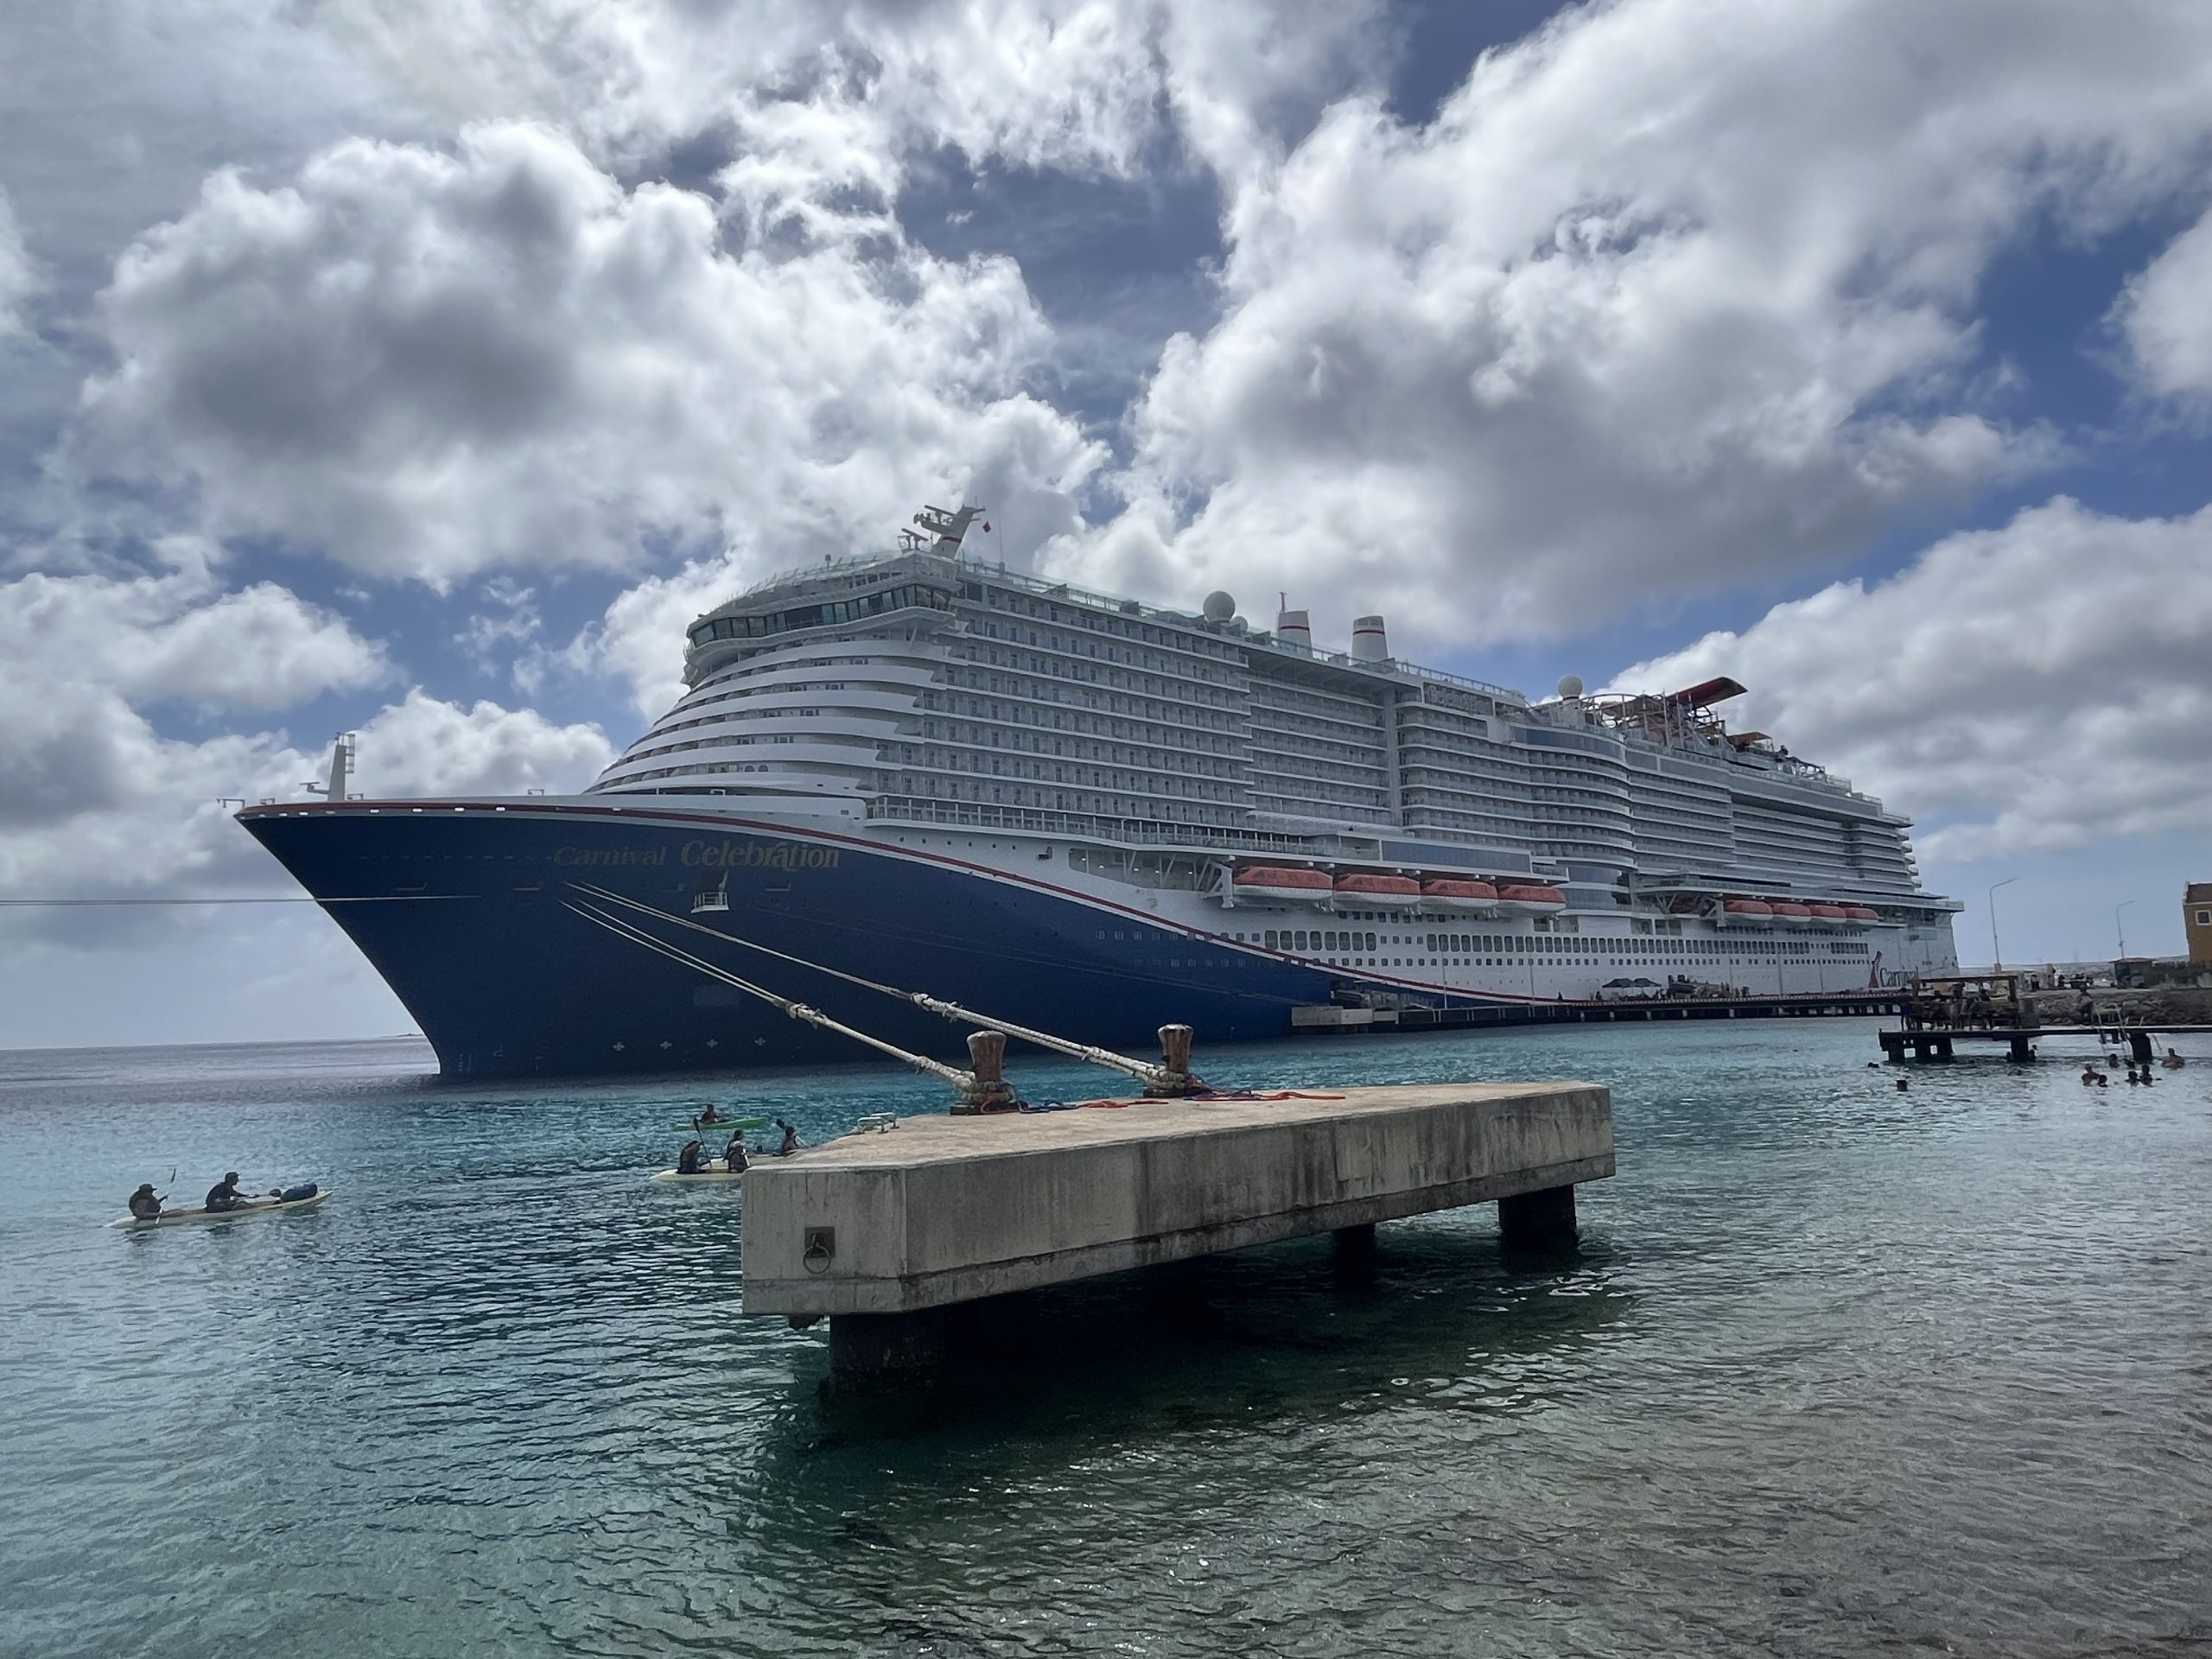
[1351,615,1389,663]
[1275,607,1312,651]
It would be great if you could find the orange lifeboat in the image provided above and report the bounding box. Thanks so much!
[1230,866,1334,906]
[1768,901,1814,926]
[1807,903,1848,925]
[1421,878,1501,915]
[1334,872,1422,906]
[1494,883,1567,916]
[1722,899,1773,918]
[1843,906,1880,923]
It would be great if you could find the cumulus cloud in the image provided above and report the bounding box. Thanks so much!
[0,678,610,944]
[1046,0,2212,650]
[2117,208,2212,400]
[0,553,608,928]
[74,120,1103,588]
[0,543,391,713]
[1612,497,2212,863]
[0,187,34,339]
[313,0,1382,185]
[349,687,613,798]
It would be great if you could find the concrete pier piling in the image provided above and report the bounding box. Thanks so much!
[1498,1185,1579,1251]
[741,1081,1614,1390]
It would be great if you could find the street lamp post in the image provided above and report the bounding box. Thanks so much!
[1988,876,2018,971]
[2115,899,2136,961]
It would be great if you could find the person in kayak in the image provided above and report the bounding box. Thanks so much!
[677,1139,706,1175]
[724,1134,748,1173]
[128,1183,165,1220]
[204,1172,251,1212]
[696,1105,722,1128]
[776,1120,800,1157]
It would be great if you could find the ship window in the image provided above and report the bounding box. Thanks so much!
[1264,931,1279,949]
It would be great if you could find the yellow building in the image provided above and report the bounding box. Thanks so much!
[2189,881,2212,965]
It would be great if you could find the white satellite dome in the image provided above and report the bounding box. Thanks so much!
[1201,590,1236,622]
[1556,674,1586,699]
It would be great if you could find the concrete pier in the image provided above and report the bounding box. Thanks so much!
[740,1081,1613,1387]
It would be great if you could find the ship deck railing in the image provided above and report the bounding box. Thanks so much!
[866,797,1384,856]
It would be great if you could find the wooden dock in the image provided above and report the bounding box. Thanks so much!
[1879,1022,2212,1065]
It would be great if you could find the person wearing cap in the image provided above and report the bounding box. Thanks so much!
[204,1172,251,1212]
[128,1183,165,1220]
[677,1138,706,1176]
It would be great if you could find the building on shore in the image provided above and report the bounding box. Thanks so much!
[2187,881,2212,965]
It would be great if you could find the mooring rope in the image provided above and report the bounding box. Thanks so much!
[560,897,975,1089]
[0,894,468,906]
[569,881,1189,1090]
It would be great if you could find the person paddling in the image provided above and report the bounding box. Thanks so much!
[776,1119,800,1157]
[128,1183,165,1221]
[696,1104,722,1128]
[677,1138,706,1176]
[724,1134,748,1173]
[204,1172,252,1213]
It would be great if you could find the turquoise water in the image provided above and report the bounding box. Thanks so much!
[3,1020,2208,1656]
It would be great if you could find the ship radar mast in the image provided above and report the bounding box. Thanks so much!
[913,504,984,550]
[302,731,357,800]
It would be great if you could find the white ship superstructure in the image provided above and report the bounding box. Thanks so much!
[588,505,1961,1003]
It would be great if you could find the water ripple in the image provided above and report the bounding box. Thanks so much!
[2,1023,2209,1655]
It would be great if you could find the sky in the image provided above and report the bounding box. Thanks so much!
[3,0,2209,1048]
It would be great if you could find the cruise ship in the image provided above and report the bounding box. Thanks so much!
[241,504,1961,1077]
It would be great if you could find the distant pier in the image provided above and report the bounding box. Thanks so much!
[741,1082,1614,1390]
[1291,989,1904,1038]
[1877,971,2212,1065]
[1878,1022,2212,1065]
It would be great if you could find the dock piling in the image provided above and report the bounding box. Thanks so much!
[1498,1184,1579,1252]
[828,1309,946,1391]
[1332,1222,1379,1286]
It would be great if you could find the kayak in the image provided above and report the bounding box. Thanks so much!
[649,1166,747,1183]
[671,1116,766,1131]
[108,1190,333,1229]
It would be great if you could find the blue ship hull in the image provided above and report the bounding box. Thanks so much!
[238,800,1421,1078]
